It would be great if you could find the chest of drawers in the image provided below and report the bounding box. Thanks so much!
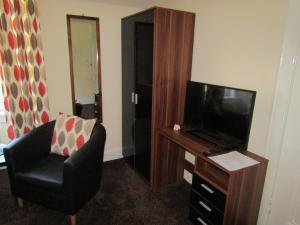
[188,153,268,225]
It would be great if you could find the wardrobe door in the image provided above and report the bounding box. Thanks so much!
[122,10,154,179]
[134,22,154,180]
[122,17,136,166]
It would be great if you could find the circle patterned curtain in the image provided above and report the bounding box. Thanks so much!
[0,0,50,140]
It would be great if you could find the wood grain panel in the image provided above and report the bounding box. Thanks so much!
[150,8,195,189]
[224,160,268,225]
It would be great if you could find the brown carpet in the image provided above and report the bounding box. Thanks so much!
[0,159,192,225]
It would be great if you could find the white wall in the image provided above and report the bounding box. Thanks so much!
[190,0,288,155]
[39,0,152,153]
[39,0,288,157]
[157,0,288,155]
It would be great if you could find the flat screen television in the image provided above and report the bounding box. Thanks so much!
[184,81,256,150]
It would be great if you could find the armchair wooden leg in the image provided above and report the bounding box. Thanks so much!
[16,197,23,207]
[69,215,76,225]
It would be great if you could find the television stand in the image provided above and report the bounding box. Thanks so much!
[152,126,268,225]
[187,129,241,150]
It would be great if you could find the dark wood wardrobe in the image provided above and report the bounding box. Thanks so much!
[122,7,195,183]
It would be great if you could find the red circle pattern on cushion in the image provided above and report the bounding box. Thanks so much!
[76,135,85,149]
[65,118,75,132]
[51,114,96,157]
[63,147,69,157]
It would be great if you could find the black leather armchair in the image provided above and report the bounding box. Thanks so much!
[4,120,106,225]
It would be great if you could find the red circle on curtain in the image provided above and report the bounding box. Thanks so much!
[41,111,49,123]
[4,97,9,111]
[38,82,46,97]
[3,0,10,14]
[24,98,29,112]
[8,125,15,140]
[14,65,20,81]
[17,34,21,48]
[12,18,17,31]
[24,127,30,134]
[6,84,10,96]
[33,18,38,33]
[20,67,25,81]
[8,32,15,49]
[36,51,42,65]
[19,97,24,111]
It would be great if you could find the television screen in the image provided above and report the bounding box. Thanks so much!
[184,81,256,149]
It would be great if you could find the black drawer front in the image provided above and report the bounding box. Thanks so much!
[191,191,223,225]
[189,206,213,225]
[192,174,226,211]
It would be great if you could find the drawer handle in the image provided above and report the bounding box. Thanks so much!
[197,217,208,225]
[199,201,212,212]
[201,183,214,194]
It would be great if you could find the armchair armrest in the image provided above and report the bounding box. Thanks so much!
[63,122,106,194]
[4,121,56,173]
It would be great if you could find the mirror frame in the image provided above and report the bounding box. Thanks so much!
[66,14,103,122]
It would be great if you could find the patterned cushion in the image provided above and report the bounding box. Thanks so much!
[51,114,96,156]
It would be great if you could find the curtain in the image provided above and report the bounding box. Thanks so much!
[0,0,50,140]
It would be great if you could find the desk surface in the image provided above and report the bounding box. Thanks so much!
[157,126,268,174]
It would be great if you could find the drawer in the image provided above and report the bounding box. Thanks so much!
[191,191,223,225]
[189,206,213,225]
[192,174,226,212]
[195,157,229,191]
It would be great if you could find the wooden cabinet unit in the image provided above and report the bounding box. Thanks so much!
[122,7,267,225]
[122,7,195,181]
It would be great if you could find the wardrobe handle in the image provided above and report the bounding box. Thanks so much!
[196,217,207,225]
[135,94,138,105]
[131,92,135,103]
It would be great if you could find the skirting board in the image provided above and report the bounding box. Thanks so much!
[0,166,6,170]
[103,148,123,162]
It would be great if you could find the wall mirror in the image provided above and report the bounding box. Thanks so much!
[67,15,102,122]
